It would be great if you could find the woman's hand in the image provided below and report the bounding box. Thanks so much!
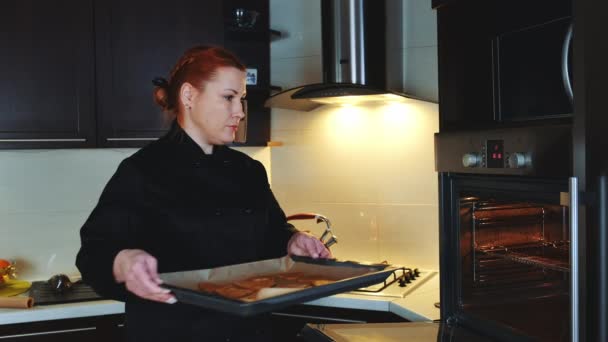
[113,249,176,304]
[287,231,332,259]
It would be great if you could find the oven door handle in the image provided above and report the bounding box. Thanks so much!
[566,177,580,342]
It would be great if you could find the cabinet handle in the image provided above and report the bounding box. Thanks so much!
[0,327,96,339]
[106,138,158,141]
[0,139,86,142]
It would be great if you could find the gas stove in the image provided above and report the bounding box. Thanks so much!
[351,267,437,298]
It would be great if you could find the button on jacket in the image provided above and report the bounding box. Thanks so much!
[76,123,298,341]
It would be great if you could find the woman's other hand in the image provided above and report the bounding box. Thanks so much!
[113,249,176,304]
[287,231,332,259]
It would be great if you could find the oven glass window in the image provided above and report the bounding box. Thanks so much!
[459,193,569,341]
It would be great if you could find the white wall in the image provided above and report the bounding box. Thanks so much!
[1,146,270,280]
[387,0,438,102]
[269,0,439,270]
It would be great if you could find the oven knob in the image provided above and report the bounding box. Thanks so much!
[507,152,531,168]
[462,153,481,168]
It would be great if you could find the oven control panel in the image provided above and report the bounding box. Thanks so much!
[435,125,571,177]
[461,140,533,169]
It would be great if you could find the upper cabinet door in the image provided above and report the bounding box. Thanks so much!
[94,0,224,147]
[435,0,572,132]
[0,0,96,148]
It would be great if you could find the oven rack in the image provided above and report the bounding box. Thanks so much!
[477,241,570,273]
[474,215,544,227]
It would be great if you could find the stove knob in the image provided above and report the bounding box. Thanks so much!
[398,277,407,287]
[507,152,531,168]
[462,153,481,168]
[413,268,420,277]
[404,272,413,283]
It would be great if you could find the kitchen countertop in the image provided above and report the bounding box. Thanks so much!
[0,272,439,325]
[305,271,440,322]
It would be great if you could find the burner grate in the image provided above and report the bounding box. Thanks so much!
[352,267,420,293]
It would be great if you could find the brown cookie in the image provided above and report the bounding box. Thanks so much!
[274,273,311,288]
[233,276,276,290]
[197,282,222,293]
[215,285,257,300]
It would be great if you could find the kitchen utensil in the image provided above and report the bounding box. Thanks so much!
[48,274,79,293]
[234,8,259,28]
[286,213,338,249]
[0,296,33,309]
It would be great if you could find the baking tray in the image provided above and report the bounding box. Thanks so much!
[161,255,398,316]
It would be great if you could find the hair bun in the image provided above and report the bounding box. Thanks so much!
[152,77,169,88]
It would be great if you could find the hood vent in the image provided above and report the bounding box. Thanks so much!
[266,0,409,111]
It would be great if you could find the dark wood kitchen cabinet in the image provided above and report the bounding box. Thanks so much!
[96,0,272,148]
[0,0,271,149]
[94,0,224,148]
[0,314,124,341]
[0,0,96,149]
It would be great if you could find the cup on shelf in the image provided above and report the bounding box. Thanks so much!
[234,8,259,29]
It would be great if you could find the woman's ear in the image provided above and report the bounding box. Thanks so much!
[179,82,197,110]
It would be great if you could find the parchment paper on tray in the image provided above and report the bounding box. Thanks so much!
[160,255,398,316]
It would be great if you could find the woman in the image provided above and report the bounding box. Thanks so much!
[76,46,330,341]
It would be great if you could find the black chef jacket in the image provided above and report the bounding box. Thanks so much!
[76,122,299,341]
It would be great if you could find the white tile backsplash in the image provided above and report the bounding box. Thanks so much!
[270,99,440,270]
[403,47,439,102]
[270,56,323,90]
[3,211,88,279]
[2,147,271,280]
[376,205,439,270]
[270,0,322,59]
[0,149,136,214]
[404,0,438,48]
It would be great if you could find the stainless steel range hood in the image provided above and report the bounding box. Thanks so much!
[265,0,410,111]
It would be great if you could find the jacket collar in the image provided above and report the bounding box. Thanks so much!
[164,120,227,165]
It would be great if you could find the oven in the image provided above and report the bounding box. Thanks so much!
[432,0,608,339]
[436,124,577,341]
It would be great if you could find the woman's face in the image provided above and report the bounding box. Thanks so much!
[184,66,247,147]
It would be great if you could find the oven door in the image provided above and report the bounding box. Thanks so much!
[440,173,571,341]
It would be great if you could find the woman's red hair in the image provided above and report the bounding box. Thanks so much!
[153,46,246,119]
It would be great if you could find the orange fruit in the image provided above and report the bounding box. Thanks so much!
[0,259,10,269]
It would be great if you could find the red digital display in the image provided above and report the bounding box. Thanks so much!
[486,140,504,168]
